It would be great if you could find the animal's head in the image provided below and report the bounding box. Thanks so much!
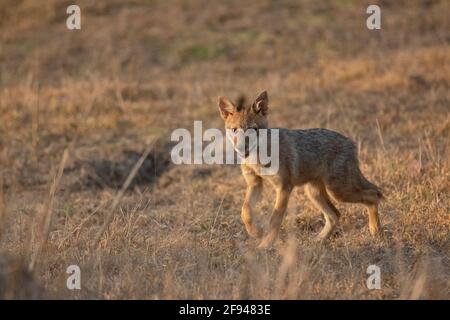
[218,91,269,131]
[218,91,269,157]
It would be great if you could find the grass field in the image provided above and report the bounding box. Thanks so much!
[0,0,449,299]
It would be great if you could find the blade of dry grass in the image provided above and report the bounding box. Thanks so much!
[376,118,387,153]
[57,202,105,250]
[274,238,297,298]
[0,172,5,240]
[28,148,69,272]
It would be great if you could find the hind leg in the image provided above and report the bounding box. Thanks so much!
[327,180,382,237]
[305,182,341,241]
[363,189,382,236]
[367,204,380,236]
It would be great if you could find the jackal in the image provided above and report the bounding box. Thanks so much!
[218,91,383,249]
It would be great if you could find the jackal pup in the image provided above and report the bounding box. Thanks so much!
[218,91,383,249]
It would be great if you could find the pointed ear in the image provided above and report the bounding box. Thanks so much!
[218,96,236,120]
[252,91,268,116]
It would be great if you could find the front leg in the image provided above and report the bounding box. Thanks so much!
[258,185,292,249]
[241,170,263,238]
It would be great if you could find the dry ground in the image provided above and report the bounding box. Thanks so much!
[0,0,449,299]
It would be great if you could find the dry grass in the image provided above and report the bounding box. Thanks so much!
[0,0,449,299]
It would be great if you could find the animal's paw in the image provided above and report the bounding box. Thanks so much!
[257,234,276,250]
[314,234,327,243]
[369,225,381,237]
[370,226,386,242]
[314,229,333,243]
[245,224,263,239]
